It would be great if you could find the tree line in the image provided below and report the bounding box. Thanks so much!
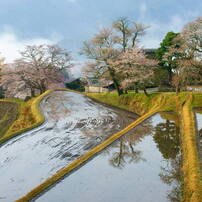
[0,45,72,98]
[82,16,202,95]
[0,16,202,98]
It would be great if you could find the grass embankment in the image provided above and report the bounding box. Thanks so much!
[0,90,54,145]
[180,94,202,202]
[86,92,189,115]
[16,94,165,202]
[87,92,202,202]
[0,100,19,137]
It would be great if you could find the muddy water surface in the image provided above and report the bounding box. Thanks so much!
[0,91,138,202]
[36,113,181,202]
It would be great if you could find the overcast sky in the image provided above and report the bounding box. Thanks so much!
[0,0,201,76]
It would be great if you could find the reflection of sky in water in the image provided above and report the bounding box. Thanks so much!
[36,113,181,202]
[196,113,202,130]
[0,91,137,202]
[195,112,202,168]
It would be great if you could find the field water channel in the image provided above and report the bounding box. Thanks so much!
[0,91,181,202]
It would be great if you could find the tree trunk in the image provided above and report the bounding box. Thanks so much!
[176,85,180,95]
[143,88,149,97]
[30,88,35,97]
[40,79,47,94]
[39,88,43,94]
[108,67,123,96]
[111,76,123,96]
[168,68,173,85]
[123,31,126,52]
[132,33,138,47]
[135,87,139,93]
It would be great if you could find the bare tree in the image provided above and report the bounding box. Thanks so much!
[113,17,149,51]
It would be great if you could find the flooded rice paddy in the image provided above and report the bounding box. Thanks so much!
[36,112,181,202]
[0,91,138,202]
[195,111,202,164]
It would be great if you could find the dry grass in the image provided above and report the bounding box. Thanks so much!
[0,101,19,137]
[0,90,54,145]
[180,94,202,202]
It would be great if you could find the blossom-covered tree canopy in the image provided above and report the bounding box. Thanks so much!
[2,44,72,98]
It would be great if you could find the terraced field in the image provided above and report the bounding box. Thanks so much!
[0,101,18,137]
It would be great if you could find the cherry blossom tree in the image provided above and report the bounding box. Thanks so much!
[181,17,202,58]
[163,17,202,92]
[0,56,5,98]
[81,18,149,95]
[1,44,72,98]
[108,48,157,96]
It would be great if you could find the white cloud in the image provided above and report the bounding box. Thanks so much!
[139,2,147,19]
[141,37,160,49]
[0,29,57,63]
[69,60,85,78]
[168,15,184,32]
[138,7,202,49]
[139,14,189,49]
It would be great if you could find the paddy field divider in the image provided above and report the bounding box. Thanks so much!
[16,96,164,202]
[0,90,55,145]
[180,94,202,202]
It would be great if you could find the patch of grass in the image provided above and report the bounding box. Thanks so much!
[86,91,202,202]
[0,90,54,145]
[180,94,202,202]
[192,92,202,108]
[0,101,19,137]
[86,92,190,115]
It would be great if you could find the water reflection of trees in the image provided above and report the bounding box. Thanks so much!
[153,112,181,202]
[101,112,182,201]
[102,119,153,169]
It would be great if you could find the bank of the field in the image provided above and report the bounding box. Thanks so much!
[0,100,19,138]
[85,92,190,115]
[180,94,202,202]
[0,90,55,145]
